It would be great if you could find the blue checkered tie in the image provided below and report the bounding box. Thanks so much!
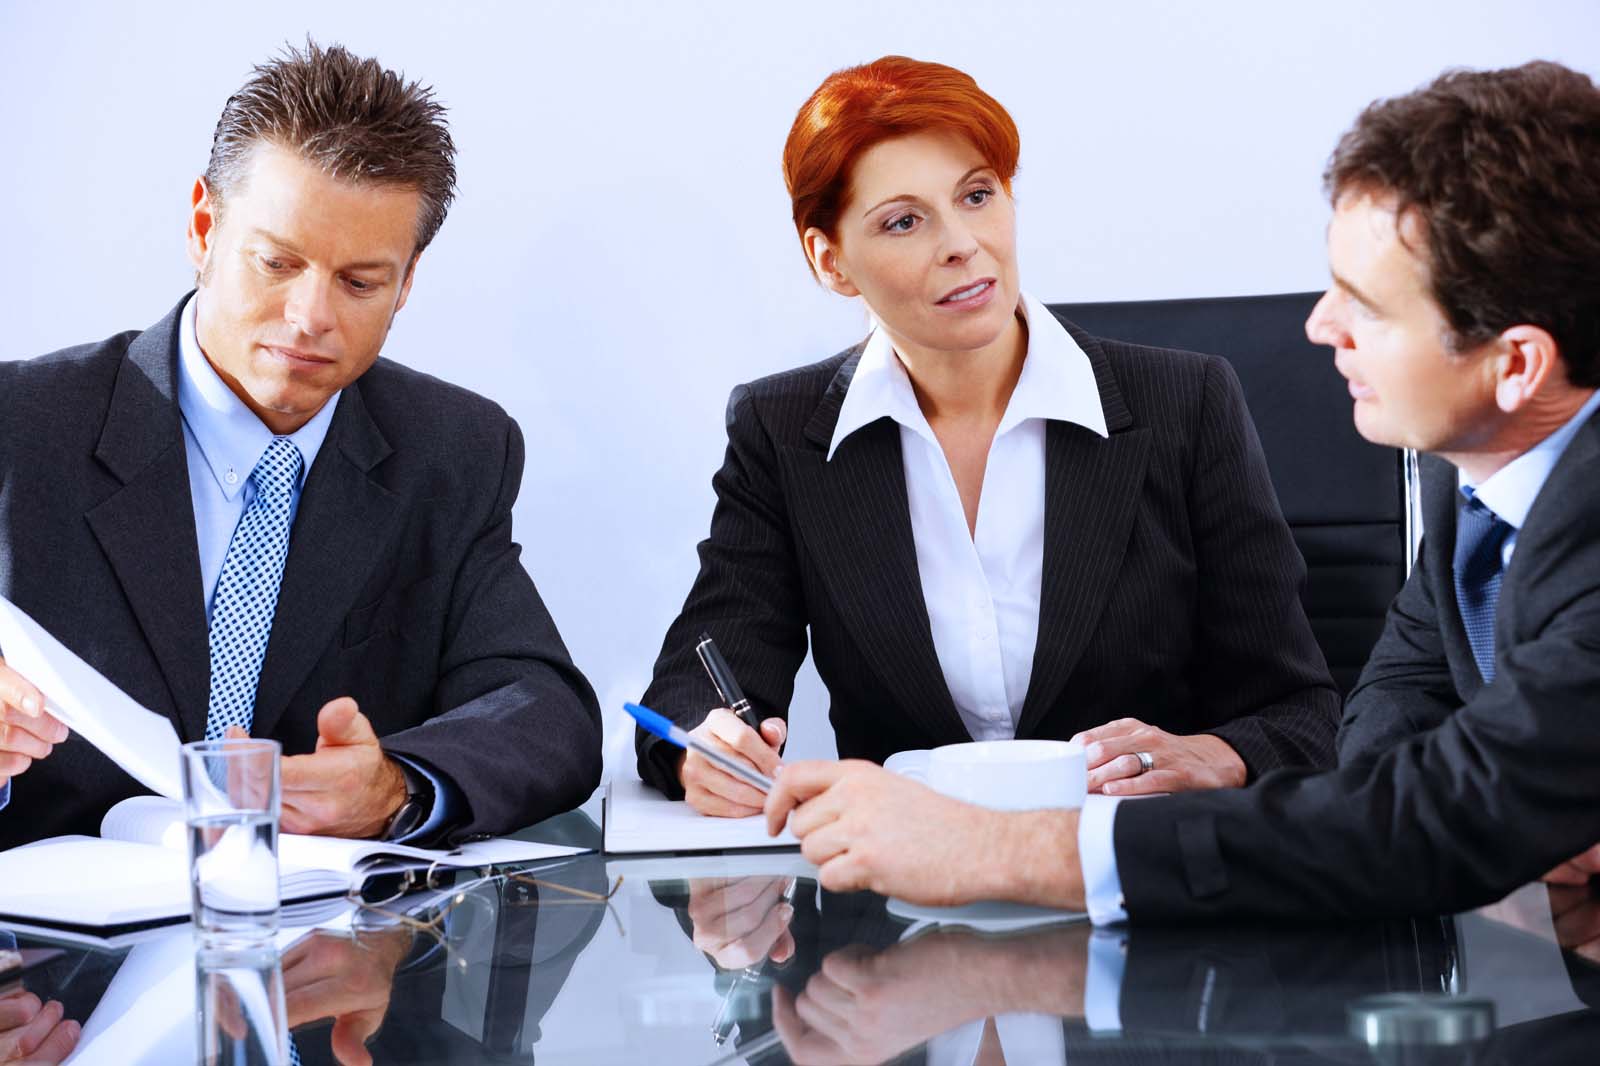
[205,438,303,740]
[1452,492,1513,683]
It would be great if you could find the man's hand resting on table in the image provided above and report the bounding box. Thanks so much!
[231,698,408,838]
[0,658,68,793]
[764,760,1086,910]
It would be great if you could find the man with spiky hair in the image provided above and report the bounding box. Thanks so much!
[0,41,602,852]
[767,60,1600,923]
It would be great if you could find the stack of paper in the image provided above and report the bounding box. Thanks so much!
[602,779,798,854]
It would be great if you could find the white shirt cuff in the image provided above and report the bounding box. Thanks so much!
[1078,794,1127,925]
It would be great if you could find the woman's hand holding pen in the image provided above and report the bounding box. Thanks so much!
[679,709,786,818]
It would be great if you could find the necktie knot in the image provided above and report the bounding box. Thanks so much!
[250,438,303,502]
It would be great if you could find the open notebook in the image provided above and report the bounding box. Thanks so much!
[0,795,587,928]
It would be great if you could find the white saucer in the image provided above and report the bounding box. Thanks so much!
[885,896,1087,932]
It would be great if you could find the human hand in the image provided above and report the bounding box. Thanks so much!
[686,876,796,970]
[764,760,1085,909]
[277,699,407,838]
[0,659,68,792]
[1072,718,1247,795]
[0,988,79,1065]
[1542,842,1600,886]
[283,928,413,1066]
[677,708,785,818]
[771,940,968,1064]
[772,923,1093,1064]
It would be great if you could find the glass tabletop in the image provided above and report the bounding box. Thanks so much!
[8,811,1600,1065]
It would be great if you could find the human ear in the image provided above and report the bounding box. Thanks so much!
[1493,325,1562,413]
[187,177,218,278]
[803,227,860,298]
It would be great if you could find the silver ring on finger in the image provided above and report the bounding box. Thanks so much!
[1134,751,1155,775]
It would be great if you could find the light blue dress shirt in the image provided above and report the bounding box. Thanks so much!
[2,295,459,843]
[1080,387,1600,924]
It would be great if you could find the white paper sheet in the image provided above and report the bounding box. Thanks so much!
[0,594,182,799]
[603,778,799,853]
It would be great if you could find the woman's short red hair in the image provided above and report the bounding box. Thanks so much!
[782,56,1020,269]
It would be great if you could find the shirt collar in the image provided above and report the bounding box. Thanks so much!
[826,292,1109,461]
[1460,387,1600,528]
[176,293,340,500]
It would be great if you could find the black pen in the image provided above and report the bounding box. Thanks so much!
[695,633,762,733]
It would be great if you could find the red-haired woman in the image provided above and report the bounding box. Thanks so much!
[637,56,1338,817]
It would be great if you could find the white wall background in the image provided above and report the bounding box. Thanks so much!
[2,0,1595,778]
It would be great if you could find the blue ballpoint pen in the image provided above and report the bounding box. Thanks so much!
[625,702,775,793]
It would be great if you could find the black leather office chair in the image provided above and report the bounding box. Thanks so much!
[1051,293,1418,696]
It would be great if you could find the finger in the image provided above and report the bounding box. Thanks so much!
[789,788,852,841]
[1569,842,1600,874]
[771,985,833,1061]
[0,664,46,720]
[1083,733,1155,772]
[818,852,881,898]
[765,761,855,836]
[770,925,796,965]
[22,1016,79,1065]
[689,751,770,809]
[1544,862,1594,886]
[818,945,876,994]
[807,831,863,883]
[706,714,781,778]
[0,753,33,779]
[1070,718,1146,746]
[759,717,787,750]
[1087,753,1148,792]
[1554,900,1600,948]
[330,1010,382,1066]
[0,720,52,761]
[0,706,67,747]
[6,997,62,1058]
[684,786,763,819]
[797,967,855,1019]
[1103,768,1183,796]
[792,980,853,1038]
[0,991,42,1028]
[713,876,785,921]
[315,697,372,748]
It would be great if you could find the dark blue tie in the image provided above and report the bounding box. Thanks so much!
[1452,493,1513,683]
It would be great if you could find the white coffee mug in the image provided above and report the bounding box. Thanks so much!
[922,740,1086,811]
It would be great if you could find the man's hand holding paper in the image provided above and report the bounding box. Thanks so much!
[0,658,66,791]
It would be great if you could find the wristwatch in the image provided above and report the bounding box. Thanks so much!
[383,759,435,841]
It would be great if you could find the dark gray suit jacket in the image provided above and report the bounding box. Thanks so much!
[1115,410,1600,919]
[0,296,602,850]
[637,314,1340,794]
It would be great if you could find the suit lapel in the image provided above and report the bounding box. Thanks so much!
[85,300,211,740]
[1417,454,1481,699]
[785,354,970,746]
[1017,325,1150,738]
[248,381,400,738]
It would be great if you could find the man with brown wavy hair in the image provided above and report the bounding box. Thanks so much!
[0,41,602,854]
[767,59,1600,922]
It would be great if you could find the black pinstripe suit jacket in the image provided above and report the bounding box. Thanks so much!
[636,312,1339,795]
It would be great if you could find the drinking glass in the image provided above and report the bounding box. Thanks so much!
[180,738,282,946]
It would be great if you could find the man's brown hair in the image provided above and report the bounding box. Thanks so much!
[1325,60,1600,386]
[205,39,457,253]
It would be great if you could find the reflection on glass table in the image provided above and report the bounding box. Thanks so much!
[8,827,1600,1063]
